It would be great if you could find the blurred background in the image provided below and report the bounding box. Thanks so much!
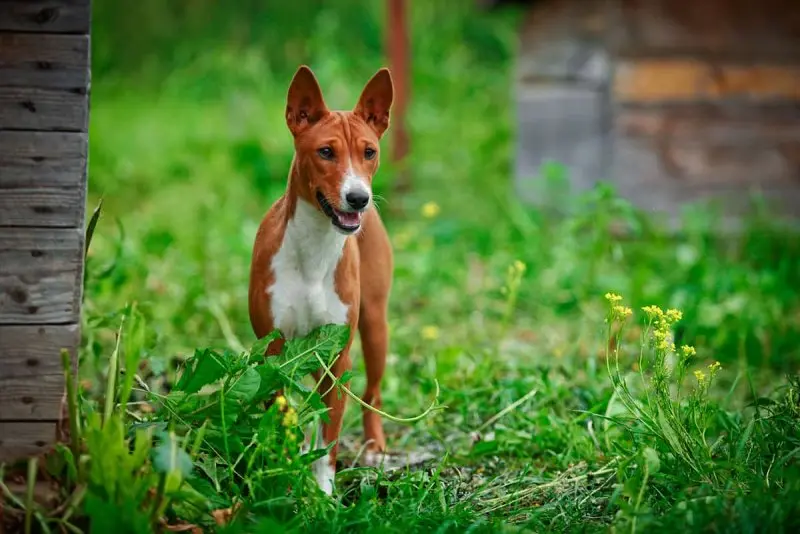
[84,0,800,391]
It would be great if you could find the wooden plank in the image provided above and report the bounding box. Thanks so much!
[0,1,90,34]
[0,87,87,131]
[0,131,87,184]
[0,227,83,325]
[515,85,609,200]
[0,187,84,228]
[614,107,800,187]
[613,0,800,60]
[0,422,56,462]
[387,0,411,199]
[516,0,609,87]
[0,325,77,420]
[0,131,87,226]
[0,33,90,90]
[614,60,800,105]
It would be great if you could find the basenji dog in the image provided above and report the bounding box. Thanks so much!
[248,65,394,495]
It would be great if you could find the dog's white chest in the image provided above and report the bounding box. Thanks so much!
[268,200,349,338]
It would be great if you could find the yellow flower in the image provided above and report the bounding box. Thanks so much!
[275,395,287,409]
[680,345,696,358]
[282,407,298,427]
[708,361,722,372]
[642,305,664,319]
[694,370,706,383]
[665,309,683,323]
[613,305,633,319]
[421,325,440,341]
[604,292,623,303]
[421,202,441,219]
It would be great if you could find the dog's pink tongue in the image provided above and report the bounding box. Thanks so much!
[336,210,361,227]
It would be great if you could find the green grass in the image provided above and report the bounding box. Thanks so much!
[3,1,800,532]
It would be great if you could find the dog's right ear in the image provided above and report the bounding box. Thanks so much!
[285,65,329,137]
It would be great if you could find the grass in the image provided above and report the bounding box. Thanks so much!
[2,1,800,532]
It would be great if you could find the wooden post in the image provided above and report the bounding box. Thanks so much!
[387,0,411,199]
[0,0,91,461]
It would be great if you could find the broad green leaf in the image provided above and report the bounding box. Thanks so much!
[278,324,350,378]
[254,361,284,399]
[186,476,231,510]
[174,349,228,393]
[228,367,262,403]
[249,329,283,361]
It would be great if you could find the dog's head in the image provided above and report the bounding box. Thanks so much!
[285,65,393,235]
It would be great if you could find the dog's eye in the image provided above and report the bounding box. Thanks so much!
[317,146,335,160]
[364,147,377,160]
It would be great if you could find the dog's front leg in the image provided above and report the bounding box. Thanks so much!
[310,346,352,495]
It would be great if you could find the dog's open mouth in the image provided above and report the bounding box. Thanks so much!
[316,191,363,233]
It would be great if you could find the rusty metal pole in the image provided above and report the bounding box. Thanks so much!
[387,0,411,201]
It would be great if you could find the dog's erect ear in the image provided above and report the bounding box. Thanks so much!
[354,68,394,138]
[286,65,329,137]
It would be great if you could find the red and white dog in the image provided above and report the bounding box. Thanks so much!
[248,66,394,495]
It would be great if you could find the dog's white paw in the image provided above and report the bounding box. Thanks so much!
[312,456,335,496]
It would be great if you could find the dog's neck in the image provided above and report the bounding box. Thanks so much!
[281,195,347,281]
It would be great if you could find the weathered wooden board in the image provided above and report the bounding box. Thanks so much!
[0,1,91,34]
[0,422,56,462]
[0,325,77,420]
[615,108,800,187]
[0,187,84,228]
[0,87,88,131]
[513,0,610,202]
[0,131,88,183]
[614,60,800,104]
[611,105,800,224]
[0,131,87,227]
[515,85,609,199]
[612,0,800,60]
[0,33,90,90]
[0,228,83,325]
[516,0,608,88]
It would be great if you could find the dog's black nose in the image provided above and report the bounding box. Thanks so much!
[345,190,370,210]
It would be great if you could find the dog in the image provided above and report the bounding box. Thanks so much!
[248,65,394,495]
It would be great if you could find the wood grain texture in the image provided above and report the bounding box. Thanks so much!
[0,422,56,462]
[0,187,84,228]
[0,131,87,226]
[0,131,88,184]
[0,33,90,89]
[0,1,90,34]
[613,0,800,60]
[515,0,609,87]
[0,324,77,420]
[515,85,609,201]
[0,87,87,131]
[0,228,83,325]
[615,107,800,187]
[614,60,800,104]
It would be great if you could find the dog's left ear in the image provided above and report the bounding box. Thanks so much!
[354,68,394,138]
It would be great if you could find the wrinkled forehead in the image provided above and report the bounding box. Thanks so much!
[297,111,378,147]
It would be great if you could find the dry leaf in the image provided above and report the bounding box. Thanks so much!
[211,502,241,526]
[160,518,203,533]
